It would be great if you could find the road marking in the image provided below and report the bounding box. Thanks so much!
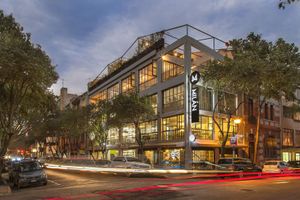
[274,181,289,184]
[48,179,62,186]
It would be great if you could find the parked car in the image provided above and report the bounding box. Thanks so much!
[110,156,151,169]
[218,157,262,172]
[192,160,226,170]
[263,160,288,173]
[9,160,47,189]
[287,161,300,173]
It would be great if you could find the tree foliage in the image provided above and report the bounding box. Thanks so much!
[203,33,300,162]
[110,92,155,159]
[0,10,58,174]
[279,0,299,9]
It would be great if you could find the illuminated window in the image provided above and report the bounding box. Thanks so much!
[121,73,135,93]
[162,115,184,141]
[282,128,294,146]
[107,83,119,100]
[140,120,158,143]
[214,118,237,139]
[162,61,184,81]
[122,124,135,144]
[148,94,158,114]
[191,115,213,140]
[90,90,107,103]
[108,128,119,145]
[163,84,184,113]
[139,63,157,91]
[123,150,135,157]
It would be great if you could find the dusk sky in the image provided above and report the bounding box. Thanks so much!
[1,0,300,95]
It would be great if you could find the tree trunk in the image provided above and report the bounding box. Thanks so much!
[0,133,13,180]
[135,123,144,160]
[254,99,262,164]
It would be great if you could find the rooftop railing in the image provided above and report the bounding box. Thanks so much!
[88,24,227,91]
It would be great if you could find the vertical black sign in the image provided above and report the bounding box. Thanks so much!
[191,87,199,123]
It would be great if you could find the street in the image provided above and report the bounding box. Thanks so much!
[2,169,300,200]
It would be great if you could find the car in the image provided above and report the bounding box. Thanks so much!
[218,157,262,172]
[263,160,288,173]
[287,161,300,173]
[9,160,47,189]
[110,156,151,169]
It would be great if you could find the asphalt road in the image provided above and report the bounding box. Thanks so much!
[2,169,300,200]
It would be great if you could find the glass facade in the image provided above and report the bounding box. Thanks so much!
[191,115,213,140]
[148,94,158,114]
[90,90,107,103]
[198,86,213,111]
[108,128,119,145]
[192,150,214,162]
[282,128,294,146]
[140,120,158,142]
[161,148,184,168]
[282,152,292,162]
[122,124,135,144]
[162,61,184,81]
[123,149,135,157]
[162,114,184,141]
[139,63,157,91]
[121,73,135,93]
[163,84,184,113]
[107,83,119,99]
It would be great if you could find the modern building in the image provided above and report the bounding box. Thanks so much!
[87,25,247,168]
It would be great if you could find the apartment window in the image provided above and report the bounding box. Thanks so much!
[294,112,300,121]
[270,105,274,121]
[264,103,269,119]
[121,73,135,93]
[139,63,157,91]
[198,86,213,111]
[265,135,277,158]
[283,106,293,118]
[191,115,213,140]
[282,128,294,146]
[248,98,254,117]
[108,128,119,145]
[140,120,158,142]
[122,124,135,144]
[218,92,236,114]
[148,94,158,114]
[107,83,119,99]
[162,61,184,81]
[162,115,184,141]
[295,130,300,146]
[163,84,184,113]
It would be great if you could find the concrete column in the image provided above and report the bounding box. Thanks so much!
[184,41,192,169]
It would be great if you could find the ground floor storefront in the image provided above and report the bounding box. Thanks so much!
[282,148,300,162]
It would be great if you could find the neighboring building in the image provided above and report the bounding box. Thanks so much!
[59,87,78,110]
[281,88,300,162]
[87,25,247,168]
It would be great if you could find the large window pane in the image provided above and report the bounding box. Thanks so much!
[140,120,158,143]
[108,128,119,145]
[122,124,135,144]
[162,61,184,81]
[191,116,213,140]
[162,115,184,141]
[148,94,158,115]
[139,63,157,91]
[90,90,107,104]
[107,83,119,99]
[163,85,184,113]
[198,86,213,111]
[121,73,135,93]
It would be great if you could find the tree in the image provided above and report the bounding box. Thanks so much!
[111,92,155,160]
[279,0,299,9]
[89,100,113,160]
[0,10,58,176]
[203,33,300,163]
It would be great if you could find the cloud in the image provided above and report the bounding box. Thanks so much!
[2,0,300,96]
